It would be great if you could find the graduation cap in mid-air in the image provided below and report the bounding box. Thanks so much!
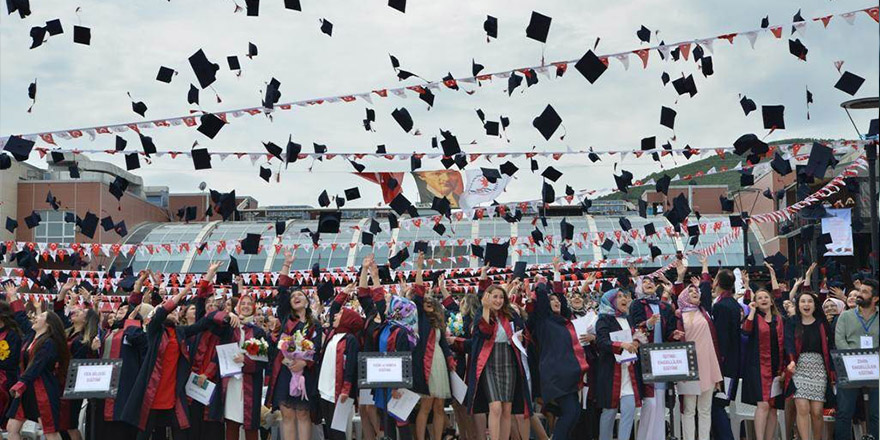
[525,11,551,43]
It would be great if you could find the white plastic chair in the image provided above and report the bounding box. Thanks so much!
[730,379,757,440]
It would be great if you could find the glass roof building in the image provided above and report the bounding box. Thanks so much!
[108,213,760,273]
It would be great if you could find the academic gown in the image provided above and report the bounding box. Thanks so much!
[411,284,456,396]
[525,281,588,404]
[628,295,676,399]
[464,312,531,416]
[593,313,642,409]
[741,312,785,407]
[119,300,226,431]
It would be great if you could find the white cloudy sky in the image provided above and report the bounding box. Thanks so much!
[1,0,877,208]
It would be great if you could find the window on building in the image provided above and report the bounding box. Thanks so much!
[33,210,76,244]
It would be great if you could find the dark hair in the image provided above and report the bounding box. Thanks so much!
[32,311,71,383]
[793,291,826,339]
[0,302,21,335]
[717,269,735,291]
[423,297,446,330]
[863,279,879,297]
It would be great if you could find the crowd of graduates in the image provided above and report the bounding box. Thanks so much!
[0,251,876,440]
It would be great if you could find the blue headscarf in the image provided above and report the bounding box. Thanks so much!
[387,296,419,346]
[598,288,628,317]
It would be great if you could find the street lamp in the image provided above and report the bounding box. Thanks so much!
[730,187,762,267]
[840,97,879,278]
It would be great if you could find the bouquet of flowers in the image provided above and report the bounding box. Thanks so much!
[277,330,315,399]
[447,312,465,337]
[243,337,269,362]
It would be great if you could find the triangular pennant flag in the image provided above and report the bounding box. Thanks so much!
[633,49,650,68]
[744,31,758,48]
[678,43,692,60]
[615,53,630,70]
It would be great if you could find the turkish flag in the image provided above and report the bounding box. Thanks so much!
[355,172,405,203]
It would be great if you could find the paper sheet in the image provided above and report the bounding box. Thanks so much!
[714,376,732,400]
[572,316,589,337]
[331,397,355,432]
[388,389,420,420]
[358,388,374,405]
[610,329,637,363]
[512,330,528,357]
[450,372,467,404]
[770,377,782,397]
[216,343,244,378]
[185,373,216,405]
[581,386,589,410]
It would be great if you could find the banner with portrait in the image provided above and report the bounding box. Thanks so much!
[412,171,464,207]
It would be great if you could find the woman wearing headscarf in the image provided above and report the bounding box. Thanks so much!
[676,281,722,440]
[594,288,642,440]
[741,287,785,440]
[410,253,456,440]
[821,297,845,339]
[220,281,270,440]
[524,259,589,440]
[374,285,419,440]
[317,283,364,440]
[465,265,531,440]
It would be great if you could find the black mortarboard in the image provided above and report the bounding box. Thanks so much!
[114,221,128,237]
[247,42,258,58]
[318,190,331,208]
[665,194,691,224]
[101,216,115,231]
[560,218,574,241]
[360,231,374,246]
[411,240,428,255]
[513,261,527,279]
[320,19,333,36]
[432,223,446,235]
[729,215,744,228]
[184,206,197,222]
[259,166,271,182]
[139,133,156,156]
[644,222,656,236]
[124,152,140,171]
[410,154,421,171]
[470,243,485,259]
[541,166,562,182]
[641,136,656,151]
[720,195,735,212]
[533,105,562,141]
[67,165,80,178]
[771,153,792,176]
[197,113,225,139]
[765,252,787,269]
[762,105,785,130]
[525,11,551,43]
[740,170,755,187]
[109,176,128,201]
[788,39,808,61]
[418,88,435,108]
[637,25,651,43]
[49,151,64,164]
[130,97,148,117]
[263,78,282,109]
[484,242,509,268]
[834,71,865,96]
[507,73,523,95]
[191,148,211,170]
[241,233,261,255]
[638,199,648,218]
[45,192,59,210]
[157,66,174,83]
[389,193,412,216]
[484,15,498,39]
[389,214,399,229]
[344,187,360,201]
[804,142,834,178]
[264,142,282,160]
[619,217,632,232]
[701,56,713,77]
[15,250,36,269]
[189,49,220,89]
[24,211,41,229]
[542,181,555,203]
[480,168,502,184]
[620,243,634,255]
[318,211,341,234]
[39,272,57,291]
[112,135,127,151]
[391,108,413,133]
[5,217,17,233]
[4,136,34,161]
[672,74,698,97]
[440,130,461,156]
[601,238,614,251]
[761,16,770,28]
[387,0,406,12]
[246,0,259,16]
[484,120,499,136]
[614,170,634,193]
[499,161,519,177]
[431,197,451,217]
[30,26,46,49]
[660,106,676,130]
[73,25,90,45]
[316,282,335,303]
[80,212,98,238]
[227,56,241,70]
[655,174,671,195]
[186,83,200,105]
[733,133,768,155]
[0,154,10,170]
[574,50,606,84]
[868,119,879,137]
[740,96,757,116]
[649,244,662,260]
[45,19,63,35]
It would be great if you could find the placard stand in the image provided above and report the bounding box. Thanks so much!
[831,348,880,388]
[639,342,699,383]
[62,359,123,399]
[358,352,413,389]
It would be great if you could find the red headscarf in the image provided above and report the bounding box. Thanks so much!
[336,308,365,335]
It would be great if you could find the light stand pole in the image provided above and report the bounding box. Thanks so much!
[841,97,879,279]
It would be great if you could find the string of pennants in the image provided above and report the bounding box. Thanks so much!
[2,6,877,148]
[2,155,865,264]
[28,140,866,173]
[7,228,742,309]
